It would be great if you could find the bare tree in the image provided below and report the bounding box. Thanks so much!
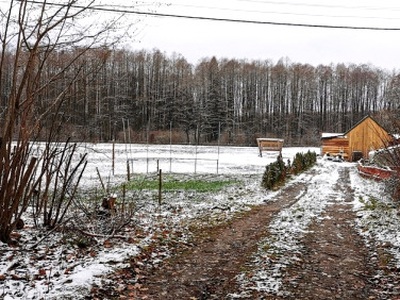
[0,0,129,242]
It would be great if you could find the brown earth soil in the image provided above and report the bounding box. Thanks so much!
[274,167,378,299]
[92,166,400,299]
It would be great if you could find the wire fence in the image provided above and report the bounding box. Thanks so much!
[127,156,220,175]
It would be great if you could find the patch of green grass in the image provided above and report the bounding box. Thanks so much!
[359,196,392,211]
[124,177,237,193]
[377,248,393,268]
[364,197,378,210]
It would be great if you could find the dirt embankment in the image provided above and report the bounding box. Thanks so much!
[93,166,398,299]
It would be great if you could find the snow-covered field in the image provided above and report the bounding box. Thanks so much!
[0,143,399,299]
[80,143,318,187]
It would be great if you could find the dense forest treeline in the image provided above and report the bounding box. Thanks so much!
[2,48,400,147]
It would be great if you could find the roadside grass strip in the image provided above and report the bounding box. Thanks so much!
[350,168,400,267]
[230,162,342,298]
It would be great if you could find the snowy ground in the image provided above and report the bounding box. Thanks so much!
[351,168,400,264]
[232,161,342,297]
[80,143,315,186]
[0,143,399,299]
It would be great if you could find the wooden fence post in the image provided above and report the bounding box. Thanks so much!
[122,184,126,214]
[112,140,115,176]
[158,169,162,205]
[96,167,105,192]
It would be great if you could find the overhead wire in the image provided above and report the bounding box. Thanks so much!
[133,0,400,18]
[152,2,400,21]
[235,0,400,11]
[17,0,400,31]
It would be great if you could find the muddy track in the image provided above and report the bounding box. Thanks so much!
[92,165,392,299]
[132,180,312,299]
[273,167,378,299]
[92,171,312,299]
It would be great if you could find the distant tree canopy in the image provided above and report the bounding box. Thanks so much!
[1,47,399,146]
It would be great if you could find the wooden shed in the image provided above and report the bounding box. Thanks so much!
[321,116,392,162]
[320,133,349,160]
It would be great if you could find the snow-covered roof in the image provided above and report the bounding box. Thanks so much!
[321,133,344,139]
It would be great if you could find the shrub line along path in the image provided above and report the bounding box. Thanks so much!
[92,163,397,299]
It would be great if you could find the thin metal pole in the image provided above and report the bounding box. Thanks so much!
[195,125,199,174]
[169,121,172,173]
[146,119,150,174]
[122,118,128,156]
[217,122,221,174]
[122,184,126,214]
[112,140,115,176]
[127,118,132,159]
[158,169,162,205]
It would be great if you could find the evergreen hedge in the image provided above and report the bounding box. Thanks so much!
[262,151,317,190]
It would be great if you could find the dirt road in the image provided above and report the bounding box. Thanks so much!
[93,164,399,299]
[275,167,378,299]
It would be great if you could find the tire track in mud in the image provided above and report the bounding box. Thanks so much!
[109,170,317,299]
[93,164,381,299]
[231,162,346,298]
[273,166,378,299]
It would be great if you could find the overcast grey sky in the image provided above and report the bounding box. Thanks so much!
[110,0,400,70]
[3,0,400,70]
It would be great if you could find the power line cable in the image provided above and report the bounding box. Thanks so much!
[236,0,400,11]
[135,0,400,17]
[157,2,400,21]
[20,0,400,31]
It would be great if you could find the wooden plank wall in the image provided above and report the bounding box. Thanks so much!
[347,118,391,159]
[257,140,284,151]
[321,137,349,158]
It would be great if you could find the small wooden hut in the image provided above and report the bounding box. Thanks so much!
[256,138,284,157]
[320,133,349,160]
[321,116,392,162]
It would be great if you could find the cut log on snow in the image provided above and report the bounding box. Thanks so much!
[102,196,116,210]
[99,196,117,216]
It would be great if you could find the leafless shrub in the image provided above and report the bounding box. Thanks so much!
[0,0,132,242]
[32,140,87,229]
[370,111,400,200]
[67,189,143,243]
[371,146,400,200]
